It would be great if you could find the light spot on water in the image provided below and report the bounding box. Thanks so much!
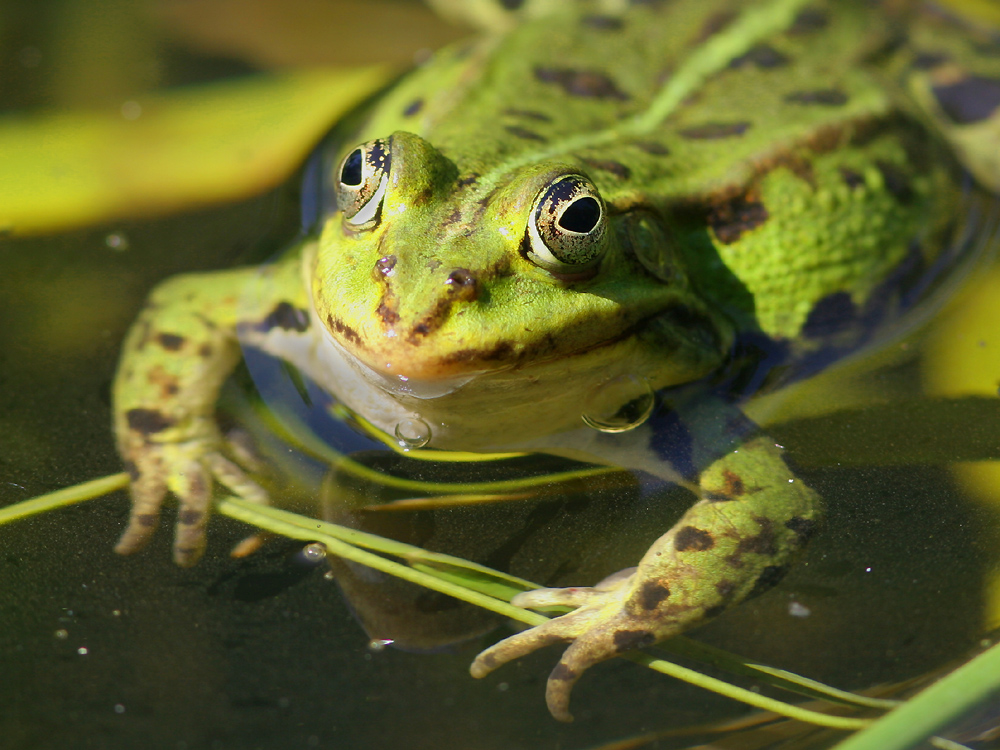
[120,100,142,120]
[77,646,88,655]
[788,601,811,618]
[105,231,129,251]
[368,638,394,652]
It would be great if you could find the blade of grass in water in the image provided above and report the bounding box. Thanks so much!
[0,473,128,524]
[0,475,878,730]
[216,495,872,731]
[830,639,1000,750]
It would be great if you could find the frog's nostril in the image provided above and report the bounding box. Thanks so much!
[375,255,397,277]
[445,268,479,301]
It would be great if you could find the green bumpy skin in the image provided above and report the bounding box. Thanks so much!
[112,0,1000,720]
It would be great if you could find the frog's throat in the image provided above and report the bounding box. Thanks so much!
[299,304,665,451]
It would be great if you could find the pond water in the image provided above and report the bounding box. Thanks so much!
[3,2,1000,749]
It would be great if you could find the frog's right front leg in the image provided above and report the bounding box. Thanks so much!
[113,250,309,565]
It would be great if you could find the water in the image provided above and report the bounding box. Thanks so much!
[2,2,1000,749]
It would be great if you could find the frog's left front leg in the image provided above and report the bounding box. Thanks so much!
[470,435,820,722]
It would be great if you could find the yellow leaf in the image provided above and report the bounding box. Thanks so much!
[0,66,392,236]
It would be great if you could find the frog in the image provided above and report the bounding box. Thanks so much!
[111,0,1000,722]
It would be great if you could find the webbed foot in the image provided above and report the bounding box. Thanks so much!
[115,419,268,566]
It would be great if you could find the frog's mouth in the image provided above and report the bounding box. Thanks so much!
[305,299,723,452]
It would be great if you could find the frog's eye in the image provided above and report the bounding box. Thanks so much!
[526,175,606,274]
[336,139,391,227]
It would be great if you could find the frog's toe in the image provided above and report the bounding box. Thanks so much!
[205,452,269,505]
[169,459,213,566]
[114,451,168,555]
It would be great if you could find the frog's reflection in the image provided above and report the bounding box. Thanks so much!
[317,452,685,651]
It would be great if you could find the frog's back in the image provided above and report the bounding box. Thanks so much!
[345,0,995,354]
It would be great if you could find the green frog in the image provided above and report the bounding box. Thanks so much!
[111,0,1000,721]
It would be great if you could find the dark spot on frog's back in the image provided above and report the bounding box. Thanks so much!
[402,98,423,117]
[707,194,769,244]
[788,8,828,34]
[156,332,185,351]
[613,629,656,653]
[734,518,778,557]
[257,302,310,333]
[582,14,624,31]
[674,526,715,552]
[579,157,630,180]
[722,469,746,497]
[932,75,1000,124]
[632,140,670,156]
[679,122,751,140]
[801,291,857,338]
[638,580,671,609]
[729,44,789,69]
[503,108,552,122]
[126,408,175,435]
[504,125,547,142]
[785,89,849,107]
[696,11,737,42]
[534,66,629,100]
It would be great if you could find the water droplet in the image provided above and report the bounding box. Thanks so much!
[300,543,326,562]
[394,417,431,449]
[368,638,394,652]
[105,231,129,251]
[582,375,654,433]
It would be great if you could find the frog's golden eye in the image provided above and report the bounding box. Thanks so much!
[526,175,606,273]
[336,139,391,227]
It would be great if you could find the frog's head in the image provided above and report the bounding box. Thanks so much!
[311,132,732,449]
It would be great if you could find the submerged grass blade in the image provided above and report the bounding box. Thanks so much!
[0,472,128,525]
[830,639,1000,750]
[0,476,889,730]
[216,495,875,730]
[661,637,900,710]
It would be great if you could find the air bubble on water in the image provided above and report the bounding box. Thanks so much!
[368,638,394,652]
[105,231,129,251]
[300,543,327,562]
[582,375,654,433]
[394,417,431,449]
[54,629,68,640]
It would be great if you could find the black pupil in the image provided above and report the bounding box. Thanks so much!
[341,149,363,186]
[558,197,601,233]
